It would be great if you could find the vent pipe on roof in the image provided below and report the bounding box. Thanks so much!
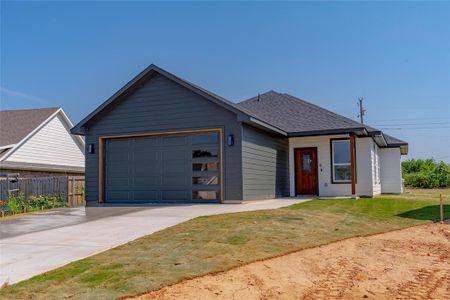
[257,93,261,102]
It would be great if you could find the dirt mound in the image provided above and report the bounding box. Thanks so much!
[134,224,450,299]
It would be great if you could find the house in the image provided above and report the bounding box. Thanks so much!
[71,65,408,205]
[0,107,85,176]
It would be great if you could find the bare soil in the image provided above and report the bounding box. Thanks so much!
[134,224,450,300]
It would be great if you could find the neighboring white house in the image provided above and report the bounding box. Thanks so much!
[0,107,85,176]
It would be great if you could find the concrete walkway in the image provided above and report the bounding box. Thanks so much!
[0,198,310,285]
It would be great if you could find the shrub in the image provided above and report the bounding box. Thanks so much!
[5,193,68,216]
[402,159,450,188]
[6,193,26,214]
[28,194,68,210]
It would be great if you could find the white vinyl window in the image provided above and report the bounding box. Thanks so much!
[331,139,351,182]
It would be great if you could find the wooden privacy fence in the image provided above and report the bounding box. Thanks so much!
[0,176,85,207]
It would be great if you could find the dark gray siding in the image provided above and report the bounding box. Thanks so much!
[242,124,289,200]
[84,73,242,204]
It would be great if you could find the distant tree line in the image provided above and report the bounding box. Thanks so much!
[402,159,450,188]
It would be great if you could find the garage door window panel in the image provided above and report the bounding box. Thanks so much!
[192,162,219,172]
[192,191,219,200]
[192,176,219,185]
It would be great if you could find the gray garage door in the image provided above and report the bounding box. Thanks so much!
[103,132,220,203]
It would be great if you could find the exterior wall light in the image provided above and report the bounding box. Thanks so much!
[227,134,234,146]
[88,144,95,154]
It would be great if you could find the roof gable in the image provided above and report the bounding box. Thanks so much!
[0,108,85,162]
[0,107,59,147]
[71,64,264,134]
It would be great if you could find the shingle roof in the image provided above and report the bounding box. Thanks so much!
[0,107,59,147]
[383,134,408,146]
[237,91,370,133]
[237,91,407,148]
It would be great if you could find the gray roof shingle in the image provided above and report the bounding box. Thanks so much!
[383,134,408,146]
[238,91,369,133]
[237,91,407,147]
[0,107,59,147]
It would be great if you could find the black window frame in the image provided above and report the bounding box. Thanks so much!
[330,138,357,184]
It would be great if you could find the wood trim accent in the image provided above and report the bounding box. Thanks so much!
[97,128,224,204]
[349,134,356,195]
[98,137,104,204]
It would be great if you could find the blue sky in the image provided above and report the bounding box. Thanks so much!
[1,1,449,162]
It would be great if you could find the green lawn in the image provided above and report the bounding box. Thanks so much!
[1,189,449,300]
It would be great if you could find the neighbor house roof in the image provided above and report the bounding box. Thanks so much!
[71,64,407,152]
[0,107,85,162]
[0,107,59,148]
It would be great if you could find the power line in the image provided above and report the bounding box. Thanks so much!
[374,121,450,126]
[369,117,450,122]
[380,126,450,130]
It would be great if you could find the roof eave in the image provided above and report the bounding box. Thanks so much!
[287,127,368,138]
[245,117,288,136]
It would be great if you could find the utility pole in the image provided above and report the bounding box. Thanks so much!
[357,97,366,124]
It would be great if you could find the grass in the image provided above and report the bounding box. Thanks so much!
[1,188,449,299]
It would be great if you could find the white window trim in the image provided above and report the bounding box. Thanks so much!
[331,139,352,183]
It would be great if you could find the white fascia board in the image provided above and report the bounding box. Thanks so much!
[0,144,16,151]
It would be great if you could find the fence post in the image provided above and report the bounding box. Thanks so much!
[440,193,444,224]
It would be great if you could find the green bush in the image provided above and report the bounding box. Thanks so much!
[5,193,68,215]
[28,194,67,210]
[402,159,450,188]
[6,193,26,214]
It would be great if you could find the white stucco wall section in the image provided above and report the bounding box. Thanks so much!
[380,147,403,193]
[5,114,85,167]
[289,135,377,197]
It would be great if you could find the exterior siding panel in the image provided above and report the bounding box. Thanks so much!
[84,74,242,204]
[6,114,85,168]
[242,124,289,200]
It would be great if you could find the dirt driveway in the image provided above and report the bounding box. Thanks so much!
[136,223,450,299]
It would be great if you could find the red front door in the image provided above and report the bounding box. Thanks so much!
[295,148,318,195]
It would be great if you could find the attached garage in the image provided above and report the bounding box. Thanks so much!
[101,130,222,203]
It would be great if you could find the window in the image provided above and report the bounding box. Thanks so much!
[331,139,351,182]
[192,149,218,158]
[302,154,312,172]
[192,176,219,185]
[192,191,218,200]
[193,162,219,171]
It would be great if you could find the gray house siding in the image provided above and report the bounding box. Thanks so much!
[83,73,243,205]
[242,124,289,200]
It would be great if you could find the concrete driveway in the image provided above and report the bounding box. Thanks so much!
[0,198,310,285]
